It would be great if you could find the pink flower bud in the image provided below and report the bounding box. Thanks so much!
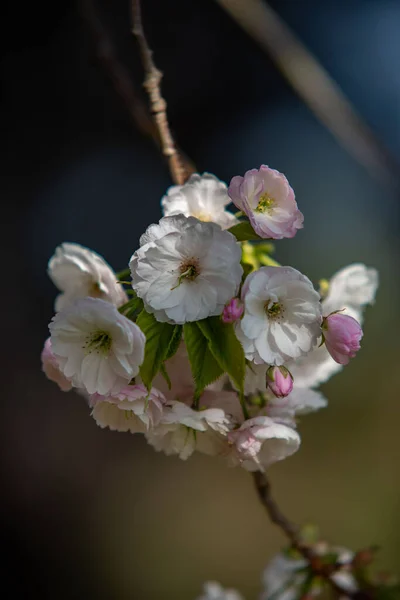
[266,366,293,398]
[322,313,363,365]
[222,297,244,323]
[41,337,73,392]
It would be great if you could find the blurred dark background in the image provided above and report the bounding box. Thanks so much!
[1,0,400,598]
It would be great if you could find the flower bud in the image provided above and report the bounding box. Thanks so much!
[322,312,363,365]
[266,366,293,398]
[222,297,244,324]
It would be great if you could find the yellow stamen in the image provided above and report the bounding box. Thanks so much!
[256,192,275,213]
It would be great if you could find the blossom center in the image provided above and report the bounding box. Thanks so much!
[256,192,275,213]
[172,258,200,290]
[264,300,284,320]
[85,330,112,355]
[194,211,212,222]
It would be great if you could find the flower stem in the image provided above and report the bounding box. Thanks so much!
[252,471,370,599]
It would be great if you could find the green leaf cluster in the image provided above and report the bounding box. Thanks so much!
[133,307,246,406]
[184,316,245,401]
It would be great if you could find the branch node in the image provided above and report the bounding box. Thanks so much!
[252,471,370,599]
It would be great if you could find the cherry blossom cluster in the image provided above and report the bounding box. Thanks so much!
[195,541,358,600]
[42,166,378,472]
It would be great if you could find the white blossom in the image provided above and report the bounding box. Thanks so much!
[322,263,378,321]
[90,385,166,433]
[146,400,230,460]
[288,264,378,388]
[195,581,244,600]
[146,391,241,460]
[162,173,238,229]
[236,267,322,366]
[130,215,243,324]
[261,553,309,600]
[266,387,327,423]
[227,416,300,471]
[49,297,145,395]
[195,391,245,457]
[48,242,127,311]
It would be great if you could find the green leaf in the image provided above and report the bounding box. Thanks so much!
[118,295,144,320]
[159,363,172,390]
[165,325,183,360]
[136,310,177,389]
[196,316,246,393]
[183,322,224,398]
[228,221,263,241]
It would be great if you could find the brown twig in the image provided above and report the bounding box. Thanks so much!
[253,471,372,599]
[81,0,194,183]
[82,0,160,145]
[131,0,188,185]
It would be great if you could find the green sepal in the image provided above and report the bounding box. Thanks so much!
[228,221,263,241]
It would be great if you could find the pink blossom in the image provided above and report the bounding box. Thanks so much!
[222,297,244,323]
[41,338,73,392]
[227,416,300,471]
[228,165,303,239]
[266,366,293,398]
[322,313,363,365]
[90,384,167,432]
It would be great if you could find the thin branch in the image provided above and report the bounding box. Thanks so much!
[131,0,187,185]
[216,0,400,192]
[253,471,372,599]
[253,471,299,543]
[81,0,194,183]
[81,0,160,145]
